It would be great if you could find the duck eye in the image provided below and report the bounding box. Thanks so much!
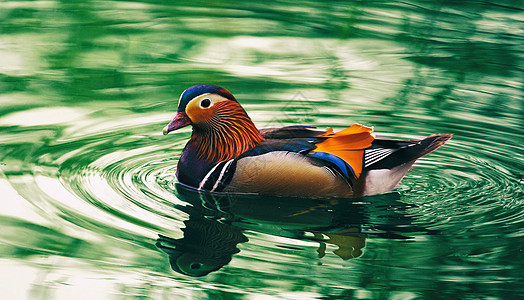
[200,98,211,108]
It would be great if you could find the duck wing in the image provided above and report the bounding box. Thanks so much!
[197,125,450,198]
[259,125,327,139]
[216,125,373,197]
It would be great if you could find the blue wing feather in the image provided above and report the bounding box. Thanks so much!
[308,151,357,180]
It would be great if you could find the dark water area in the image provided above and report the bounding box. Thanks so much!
[0,0,523,299]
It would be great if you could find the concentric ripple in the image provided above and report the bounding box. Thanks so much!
[56,131,190,238]
[405,151,523,228]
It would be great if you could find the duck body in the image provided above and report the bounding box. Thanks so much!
[164,85,451,198]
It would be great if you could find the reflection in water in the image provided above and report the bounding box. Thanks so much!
[157,183,432,276]
[315,228,366,261]
[156,208,247,277]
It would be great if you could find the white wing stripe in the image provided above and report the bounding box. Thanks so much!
[365,148,391,158]
[365,148,395,167]
[365,149,392,160]
[366,152,391,165]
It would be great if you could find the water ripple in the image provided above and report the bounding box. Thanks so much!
[402,138,524,239]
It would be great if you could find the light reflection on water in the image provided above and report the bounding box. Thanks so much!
[1,0,523,299]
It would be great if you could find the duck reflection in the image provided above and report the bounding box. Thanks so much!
[156,214,247,277]
[157,183,427,276]
[314,228,366,260]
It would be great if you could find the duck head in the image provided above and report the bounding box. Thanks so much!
[163,85,264,163]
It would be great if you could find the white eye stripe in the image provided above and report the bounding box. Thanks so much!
[186,93,228,113]
[188,93,211,105]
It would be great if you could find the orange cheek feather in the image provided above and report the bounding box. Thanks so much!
[185,101,214,124]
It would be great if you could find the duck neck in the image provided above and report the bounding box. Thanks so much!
[189,103,264,163]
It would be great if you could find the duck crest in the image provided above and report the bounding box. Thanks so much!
[189,101,264,163]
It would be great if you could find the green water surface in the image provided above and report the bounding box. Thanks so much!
[1,0,523,299]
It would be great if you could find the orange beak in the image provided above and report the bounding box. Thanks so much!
[162,112,191,135]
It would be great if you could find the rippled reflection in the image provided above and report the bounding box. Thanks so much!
[156,184,437,276]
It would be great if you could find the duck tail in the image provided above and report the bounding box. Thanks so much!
[356,133,452,196]
[414,133,453,160]
[365,133,452,171]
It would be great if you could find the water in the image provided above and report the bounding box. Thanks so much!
[1,0,523,299]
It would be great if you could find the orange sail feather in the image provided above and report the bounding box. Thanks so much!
[314,124,374,178]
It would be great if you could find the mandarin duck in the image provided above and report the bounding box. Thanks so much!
[163,85,451,198]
